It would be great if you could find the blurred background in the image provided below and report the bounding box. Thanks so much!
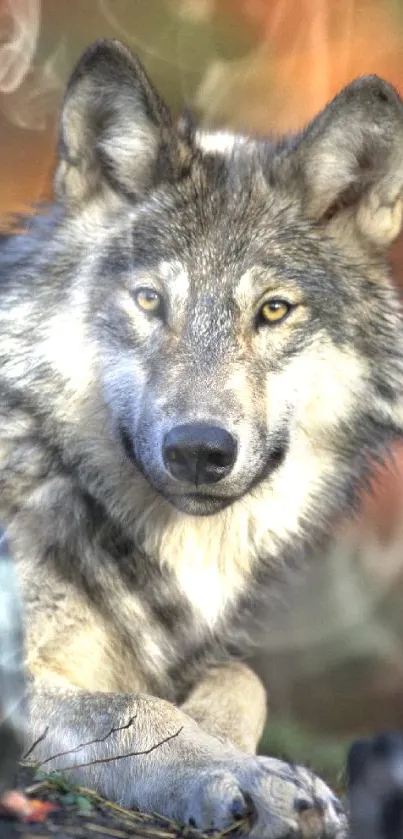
[3,0,403,790]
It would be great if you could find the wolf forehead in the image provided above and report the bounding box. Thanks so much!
[95,164,365,335]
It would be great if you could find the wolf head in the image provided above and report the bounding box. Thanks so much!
[5,40,403,548]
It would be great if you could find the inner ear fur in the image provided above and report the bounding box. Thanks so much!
[294,76,403,249]
[55,39,187,209]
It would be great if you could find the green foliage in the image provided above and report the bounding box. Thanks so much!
[259,715,350,791]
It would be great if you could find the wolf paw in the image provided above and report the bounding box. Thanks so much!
[180,767,252,831]
[175,756,346,838]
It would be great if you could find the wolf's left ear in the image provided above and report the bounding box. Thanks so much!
[294,76,403,249]
[55,40,186,209]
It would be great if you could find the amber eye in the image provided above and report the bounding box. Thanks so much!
[134,287,164,316]
[259,299,291,325]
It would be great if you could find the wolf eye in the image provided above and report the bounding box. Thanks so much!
[259,299,291,325]
[134,287,164,317]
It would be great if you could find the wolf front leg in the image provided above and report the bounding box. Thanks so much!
[180,661,268,753]
[26,675,345,838]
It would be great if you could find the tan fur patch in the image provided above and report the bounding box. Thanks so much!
[288,338,368,439]
[29,622,148,694]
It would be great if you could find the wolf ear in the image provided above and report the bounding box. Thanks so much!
[55,40,184,209]
[295,76,403,249]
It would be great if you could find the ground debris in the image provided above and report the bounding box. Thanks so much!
[0,764,248,839]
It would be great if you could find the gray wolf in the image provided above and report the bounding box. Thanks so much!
[1,37,403,836]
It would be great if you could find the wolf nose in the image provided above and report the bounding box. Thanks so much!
[163,423,237,485]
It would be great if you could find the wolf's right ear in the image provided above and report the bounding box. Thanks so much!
[55,40,186,209]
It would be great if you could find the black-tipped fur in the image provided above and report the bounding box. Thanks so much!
[0,39,402,834]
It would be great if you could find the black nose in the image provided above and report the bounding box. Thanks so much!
[163,423,237,485]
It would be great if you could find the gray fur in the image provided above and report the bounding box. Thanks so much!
[1,39,403,835]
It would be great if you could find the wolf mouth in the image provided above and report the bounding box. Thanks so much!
[165,493,236,515]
